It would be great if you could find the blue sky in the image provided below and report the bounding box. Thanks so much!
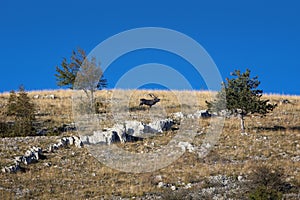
[0,0,299,94]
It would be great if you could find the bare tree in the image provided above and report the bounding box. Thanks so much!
[74,57,105,110]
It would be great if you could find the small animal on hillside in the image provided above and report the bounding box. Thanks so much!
[139,94,160,108]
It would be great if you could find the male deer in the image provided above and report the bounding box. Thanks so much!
[139,94,160,108]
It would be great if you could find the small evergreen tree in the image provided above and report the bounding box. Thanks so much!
[206,69,277,133]
[7,90,17,116]
[55,47,107,89]
[6,85,35,136]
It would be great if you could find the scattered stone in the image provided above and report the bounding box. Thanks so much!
[158,182,165,188]
[291,156,300,162]
[237,175,243,182]
[33,94,40,99]
[45,94,56,99]
[154,175,163,182]
[241,132,248,136]
[178,142,195,153]
[186,110,216,119]
[185,183,192,189]
[44,162,52,167]
[170,185,176,191]
[280,99,291,104]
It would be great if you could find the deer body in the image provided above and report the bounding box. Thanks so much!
[139,94,160,108]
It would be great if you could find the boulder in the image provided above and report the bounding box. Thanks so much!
[186,110,212,119]
[81,126,126,145]
[73,136,83,148]
[126,118,174,137]
[21,146,42,165]
[1,163,20,173]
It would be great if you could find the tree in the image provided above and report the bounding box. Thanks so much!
[74,57,106,109]
[55,47,107,89]
[206,69,277,133]
[7,90,17,116]
[6,85,36,136]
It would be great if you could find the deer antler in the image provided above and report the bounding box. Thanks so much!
[148,93,156,98]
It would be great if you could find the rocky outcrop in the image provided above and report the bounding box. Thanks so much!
[2,136,83,173]
[1,146,43,173]
[48,136,83,152]
[81,118,174,145]
[125,118,174,137]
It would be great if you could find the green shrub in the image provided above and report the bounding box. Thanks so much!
[4,86,36,137]
[248,164,286,200]
[249,186,282,200]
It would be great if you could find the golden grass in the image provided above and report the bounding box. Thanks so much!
[0,89,299,199]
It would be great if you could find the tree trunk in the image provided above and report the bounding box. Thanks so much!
[240,114,245,133]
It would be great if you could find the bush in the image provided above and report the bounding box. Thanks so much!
[248,164,286,200]
[249,186,283,200]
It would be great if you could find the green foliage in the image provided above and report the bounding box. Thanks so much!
[206,69,277,132]
[6,90,17,116]
[248,165,285,200]
[249,186,283,200]
[55,47,107,90]
[4,86,36,137]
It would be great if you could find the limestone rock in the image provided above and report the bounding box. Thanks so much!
[81,118,174,145]
[178,142,195,153]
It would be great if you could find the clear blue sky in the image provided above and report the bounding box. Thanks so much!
[1,0,299,95]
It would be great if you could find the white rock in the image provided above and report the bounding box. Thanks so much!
[44,162,52,167]
[170,185,176,191]
[238,175,243,182]
[187,114,195,119]
[33,94,40,99]
[45,94,55,99]
[241,132,248,136]
[154,175,163,182]
[82,119,174,145]
[185,183,192,189]
[74,136,83,148]
[178,142,195,153]
[68,137,75,145]
[158,182,165,188]
[172,112,184,119]
[30,146,42,160]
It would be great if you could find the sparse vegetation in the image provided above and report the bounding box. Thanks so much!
[0,89,299,199]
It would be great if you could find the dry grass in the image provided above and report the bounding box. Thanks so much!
[0,89,299,199]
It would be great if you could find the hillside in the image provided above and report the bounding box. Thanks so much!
[0,90,299,199]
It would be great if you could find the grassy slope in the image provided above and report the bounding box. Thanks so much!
[0,90,299,199]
